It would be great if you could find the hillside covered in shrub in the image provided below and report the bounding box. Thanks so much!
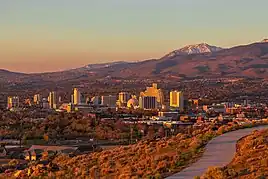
[2,121,268,178]
[201,129,268,179]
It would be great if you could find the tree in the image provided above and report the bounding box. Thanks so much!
[158,126,165,138]
[9,109,32,147]
[147,126,155,139]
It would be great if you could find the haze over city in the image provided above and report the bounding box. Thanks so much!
[1,0,268,73]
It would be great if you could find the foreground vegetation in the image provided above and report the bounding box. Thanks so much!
[3,120,268,179]
[201,128,268,179]
[0,111,161,144]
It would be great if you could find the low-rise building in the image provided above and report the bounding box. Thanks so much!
[158,111,179,120]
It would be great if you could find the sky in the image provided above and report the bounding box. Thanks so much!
[1,0,268,73]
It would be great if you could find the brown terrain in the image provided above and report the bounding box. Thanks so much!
[2,122,268,178]
[1,41,268,83]
[201,129,268,179]
[101,41,268,79]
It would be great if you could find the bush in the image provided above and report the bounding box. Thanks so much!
[257,175,267,179]
[239,169,250,176]
[176,161,185,167]
[202,166,226,179]
[8,159,19,166]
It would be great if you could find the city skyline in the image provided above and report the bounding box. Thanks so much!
[1,0,268,73]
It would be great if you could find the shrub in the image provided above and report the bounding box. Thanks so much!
[239,169,250,176]
[202,166,226,179]
[8,159,19,166]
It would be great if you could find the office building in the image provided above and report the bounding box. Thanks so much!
[101,95,117,107]
[42,98,49,109]
[210,104,226,113]
[67,103,73,113]
[243,99,250,107]
[140,83,164,106]
[86,97,91,104]
[170,91,184,111]
[118,92,131,108]
[33,94,42,105]
[7,96,19,109]
[71,94,74,104]
[139,96,157,110]
[91,96,101,105]
[119,92,130,103]
[58,96,62,103]
[158,111,179,119]
[73,88,81,105]
[48,91,57,109]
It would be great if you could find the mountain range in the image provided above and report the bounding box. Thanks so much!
[2,39,268,83]
[165,43,223,57]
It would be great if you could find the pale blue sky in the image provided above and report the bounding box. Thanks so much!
[0,0,268,72]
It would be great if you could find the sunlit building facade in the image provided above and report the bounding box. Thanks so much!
[118,92,131,108]
[140,83,164,106]
[139,96,157,110]
[170,91,184,111]
[127,95,139,109]
[73,88,81,105]
[91,96,101,105]
[119,92,130,103]
[33,94,42,105]
[67,103,73,113]
[42,98,49,109]
[101,95,117,107]
[48,91,57,109]
[7,96,20,109]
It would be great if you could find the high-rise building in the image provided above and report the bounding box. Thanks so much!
[33,94,42,105]
[118,92,131,103]
[58,96,62,103]
[86,97,91,104]
[91,96,101,105]
[7,96,19,109]
[140,83,164,106]
[42,98,49,109]
[71,94,74,104]
[73,88,81,105]
[139,96,157,110]
[118,92,131,108]
[48,91,57,109]
[101,95,117,107]
[170,91,184,111]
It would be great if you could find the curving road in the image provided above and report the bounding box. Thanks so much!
[166,126,268,179]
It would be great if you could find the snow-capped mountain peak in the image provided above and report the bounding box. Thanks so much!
[167,43,223,57]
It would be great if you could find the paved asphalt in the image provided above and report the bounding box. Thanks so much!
[166,126,268,179]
